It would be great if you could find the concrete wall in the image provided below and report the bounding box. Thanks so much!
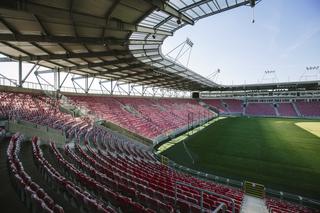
[6,120,67,146]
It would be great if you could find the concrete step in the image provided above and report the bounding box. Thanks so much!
[241,195,269,213]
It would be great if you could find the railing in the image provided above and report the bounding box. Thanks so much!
[212,203,227,213]
[0,76,18,87]
[154,151,320,210]
[175,181,230,213]
[266,188,320,210]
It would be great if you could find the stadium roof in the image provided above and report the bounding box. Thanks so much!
[0,0,255,91]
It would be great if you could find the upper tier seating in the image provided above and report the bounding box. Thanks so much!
[295,101,320,117]
[245,103,276,116]
[277,103,297,117]
[67,95,214,139]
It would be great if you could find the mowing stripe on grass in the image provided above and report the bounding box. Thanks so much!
[156,117,226,154]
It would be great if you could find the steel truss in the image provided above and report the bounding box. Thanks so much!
[0,58,190,98]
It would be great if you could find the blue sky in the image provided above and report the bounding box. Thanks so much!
[0,0,319,87]
[162,0,320,85]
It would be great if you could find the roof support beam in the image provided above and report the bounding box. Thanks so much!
[101,63,145,75]
[180,0,212,12]
[194,1,250,21]
[0,1,173,36]
[13,50,129,61]
[0,57,16,62]
[0,33,125,45]
[0,33,162,45]
[144,0,194,25]
[21,61,40,85]
[99,59,161,75]
[64,58,137,71]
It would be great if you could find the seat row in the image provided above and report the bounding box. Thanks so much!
[266,198,314,213]
[0,92,91,138]
[31,137,116,213]
[75,142,241,213]
[67,95,214,139]
[203,99,320,117]
[50,142,158,213]
[7,133,64,213]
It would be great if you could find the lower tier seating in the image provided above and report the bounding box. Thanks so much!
[0,90,318,212]
[266,198,314,213]
[277,103,297,117]
[245,103,276,116]
[295,101,320,117]
[6,133,64,213]
[203,99,320,117]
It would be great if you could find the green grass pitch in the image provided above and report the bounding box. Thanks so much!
[161,117,320,199]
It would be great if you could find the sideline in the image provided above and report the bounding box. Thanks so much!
[156,116,226,154]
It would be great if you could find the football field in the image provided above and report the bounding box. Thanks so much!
[161,117,320,199]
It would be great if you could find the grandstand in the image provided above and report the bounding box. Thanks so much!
[0,0,320,213]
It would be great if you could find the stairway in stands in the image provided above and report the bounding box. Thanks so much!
[44,90,97,120]
[240,195,268,213]
[292,102,301,116]
[197,100,219,115]
[274,105,280,116]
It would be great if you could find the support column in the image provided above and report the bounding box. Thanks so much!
[85,75,88,93]
[57,68,61,92]
[18,56,22,87]
[111,80,113,95]
[54,67,58,90]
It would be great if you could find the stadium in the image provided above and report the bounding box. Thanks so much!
[0,0,319,213]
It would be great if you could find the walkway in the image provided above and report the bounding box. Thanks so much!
[241,195,269,213]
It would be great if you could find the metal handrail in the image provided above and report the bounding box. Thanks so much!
[212,203,227,213]
[175,181,235,213]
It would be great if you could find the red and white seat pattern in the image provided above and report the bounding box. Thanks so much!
[1,90,319,213]
[32,137,116,213]
[222,99,243,113]
[277,103,298,117]
[0,92,91,138]
[295,101,320,117]
[65,125,245,213]
[202,99,227,113]
[266,198,314,213]
[245,103,276,116]
[67,95,213,139]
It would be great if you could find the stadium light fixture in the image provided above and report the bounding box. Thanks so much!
[306,66,319,71]
[265,70,275,74]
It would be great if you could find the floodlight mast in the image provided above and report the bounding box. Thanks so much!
[300,65,320,81]
[249,0,256,7]
[165,38,194,68]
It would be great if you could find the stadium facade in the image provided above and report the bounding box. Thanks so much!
[0,0,319,213]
